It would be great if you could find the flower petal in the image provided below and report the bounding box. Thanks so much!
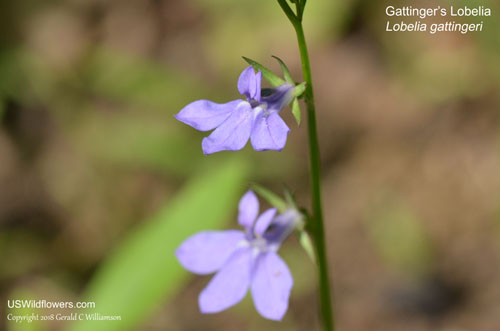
[199,248,252,314]
[263,209,301,249]
[175,99,240,131]
[175,230,246,275]
[251,251,293,321]
[201,101,253,154]
[254,208,277,237]
[250,112,290,151]
[253,71,262,101]
[238,66,261,101]
[238,190,259,230]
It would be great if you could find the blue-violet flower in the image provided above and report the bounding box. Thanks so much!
[175,66,294,154]
[175,190,300,320]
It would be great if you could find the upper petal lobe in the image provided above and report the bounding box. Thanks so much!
[199,247,253,314]
[238,66,262,101]
[175,99,240,131]
[250,112,290,151]
[202,101,254,154]
[251,251,293,321]
[238,190,260,231]
[175,230,245,275]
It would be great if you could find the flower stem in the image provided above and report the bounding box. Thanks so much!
[277,1,335,330]
[296,24,335,331]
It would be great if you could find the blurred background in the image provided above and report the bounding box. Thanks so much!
[1,0,500,330]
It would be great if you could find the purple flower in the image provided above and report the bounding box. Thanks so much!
[175,190,300,321]
[175,66,295,155]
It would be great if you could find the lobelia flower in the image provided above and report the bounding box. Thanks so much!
[175,66,295,155]
[175,190,301,320]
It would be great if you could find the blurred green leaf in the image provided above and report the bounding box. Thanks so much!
[69,159,248,331]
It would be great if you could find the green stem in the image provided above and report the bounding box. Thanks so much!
[277,1,334,330]
[297,24,335,331]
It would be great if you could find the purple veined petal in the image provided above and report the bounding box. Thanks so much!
[238,190,259,231]
[175,230,246,275]
[201,101,254,154]
[175,99,240,131]
[261,84,294,112]
[253,208,277,237]
[250,251,293,321]
[237,66,261,101]
[250,112,290,152]
[199,247,253,314]
[263,209,300,251]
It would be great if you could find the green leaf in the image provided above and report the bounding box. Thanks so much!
[242,57,285,87]
[272,55,294,84]
[69,159,248,331]
[251,184,287,212]
[299,231,316,263]
[291,98,302,126]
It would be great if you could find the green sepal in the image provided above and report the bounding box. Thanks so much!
[299,231,316,263]
[251,183,288,212]
[291,98,301,126]
[294,82,306,98]
[284,187,298,209]
[272,55,294,85]
[242,57,285,87]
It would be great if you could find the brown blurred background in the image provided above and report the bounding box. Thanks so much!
[1,0,500,330]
